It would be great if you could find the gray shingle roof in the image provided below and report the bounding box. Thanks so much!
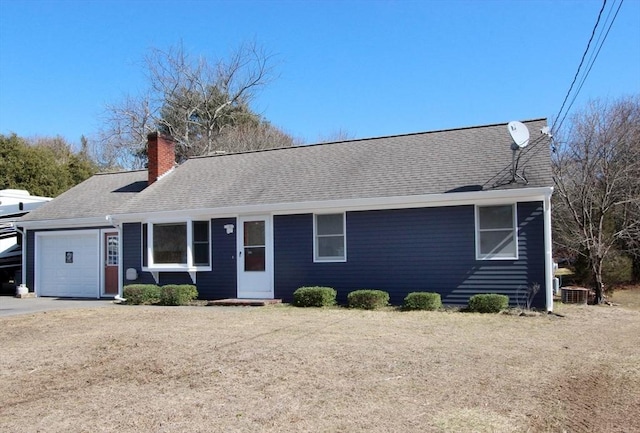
[20,170,147,222]
[122,119,552,214]
[21,119,552,222]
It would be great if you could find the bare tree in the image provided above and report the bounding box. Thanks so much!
[98,41,287,167]
[213,121,301,153]
[317,128,355,143]
[100,93,155,168]
[552,95,640,303]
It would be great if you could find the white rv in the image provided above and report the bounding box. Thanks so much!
[0,190,51,291]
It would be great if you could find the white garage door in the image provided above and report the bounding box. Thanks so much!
[37,231,100,298]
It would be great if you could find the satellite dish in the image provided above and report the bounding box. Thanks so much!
[507,121,530,148]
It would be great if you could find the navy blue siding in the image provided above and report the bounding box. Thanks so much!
[122,223,157,286]
[274,202,547,308]
[25,230,35,291]
[196,218,237,299]
[121,219,237,299]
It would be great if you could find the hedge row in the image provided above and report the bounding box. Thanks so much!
[292,287,509,313]
[123,283,509,312]
[123,284,198,306]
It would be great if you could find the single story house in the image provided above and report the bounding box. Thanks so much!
[18,119,554,310]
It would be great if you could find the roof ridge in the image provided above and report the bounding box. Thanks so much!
[185,117,548,161]
[94,168,147,176]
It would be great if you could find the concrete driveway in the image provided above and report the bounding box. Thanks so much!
[0,296,117,317]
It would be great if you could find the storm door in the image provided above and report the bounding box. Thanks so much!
[236,216,273,298]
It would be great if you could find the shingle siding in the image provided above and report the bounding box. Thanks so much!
[274,203,546,307]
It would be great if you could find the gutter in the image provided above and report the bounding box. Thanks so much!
[109,187,555,224]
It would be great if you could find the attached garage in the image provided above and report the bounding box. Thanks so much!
[35,230,100,298]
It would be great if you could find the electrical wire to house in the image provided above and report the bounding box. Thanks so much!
[551,0,626,137]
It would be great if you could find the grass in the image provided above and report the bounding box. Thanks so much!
[609,284,640,311]
[1,298,639,433]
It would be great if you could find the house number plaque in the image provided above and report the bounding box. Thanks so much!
[65,252,73,263]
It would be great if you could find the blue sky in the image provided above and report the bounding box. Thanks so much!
[1,0,639,147]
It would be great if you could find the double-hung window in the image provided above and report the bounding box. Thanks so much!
[142,220,210,269]
[314,213,346,262]
[475,204,517,260]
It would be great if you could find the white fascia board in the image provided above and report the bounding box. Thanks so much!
[16,216,116,230]
[109,187,553,223]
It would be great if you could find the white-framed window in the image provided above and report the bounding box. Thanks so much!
[314,213,346,262]
[142,220,210,269]
[475,204,518,260]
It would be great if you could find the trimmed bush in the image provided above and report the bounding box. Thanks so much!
[468,293,509,313]
[403,292,442,311]
[123,284,161,305]
[347,289,390,310]
[293,286,337,307]
[159,284,198,306]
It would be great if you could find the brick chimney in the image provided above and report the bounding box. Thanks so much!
[147,132,175,186]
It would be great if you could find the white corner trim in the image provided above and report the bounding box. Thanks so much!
[543,192,554,312]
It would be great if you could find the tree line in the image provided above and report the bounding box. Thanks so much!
[0,134,97,197]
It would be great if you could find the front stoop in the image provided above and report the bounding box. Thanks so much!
[207,298,282,307]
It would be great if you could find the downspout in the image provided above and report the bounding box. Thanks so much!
[106,215,125,301]
[543,188,554,312]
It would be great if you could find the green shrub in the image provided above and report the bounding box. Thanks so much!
[468,293,509,313]
[123,284,161,305]
[347,289,390,310]
[293,286,337,307]
[403,292,442,311]
[158,284,198,306]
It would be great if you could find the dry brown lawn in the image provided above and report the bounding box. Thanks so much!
[1,296,640,433]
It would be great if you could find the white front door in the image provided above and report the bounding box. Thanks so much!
[237,215,273,299]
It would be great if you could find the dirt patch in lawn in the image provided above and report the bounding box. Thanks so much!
[1,304,639,433]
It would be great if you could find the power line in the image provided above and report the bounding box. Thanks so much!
[551,0,609,134]
[558,0,625,131]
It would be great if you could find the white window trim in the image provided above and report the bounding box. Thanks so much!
[475,204,518,260]
[313,212,347,263]
[142,219,211,272]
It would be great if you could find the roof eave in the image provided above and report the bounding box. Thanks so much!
[109,186,554,223]
[16,216,114,230]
